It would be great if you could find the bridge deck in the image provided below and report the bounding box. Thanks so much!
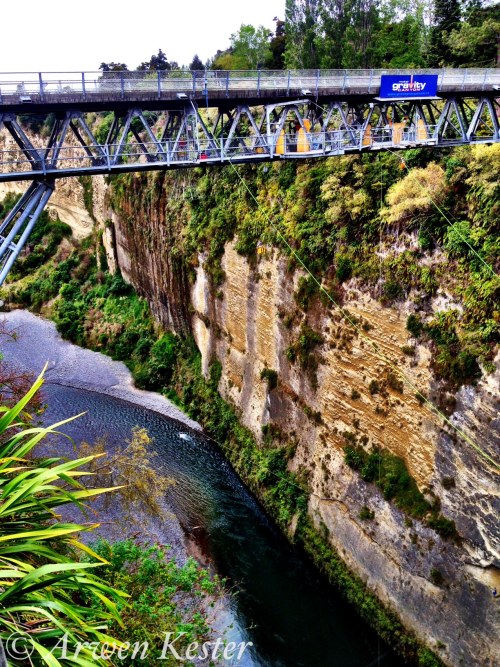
[1,68,499,112]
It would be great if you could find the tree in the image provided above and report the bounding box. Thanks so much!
[231,24,273,69]
[77,427,175,522]
[317,0,350,68]
[137,48,171,71]
[445,1,500,67]
[446,18,500,66]
[99,61,128,71]
[284,0,321,68]
[268,19,287,69]
[428,0,462,66]
[212,24,272,70]
[0,247,41,413]
[0,345,43,412]
[373,13,427,67]
[340,0,380,68]
[286,0,383,69]
[189,54,205,71]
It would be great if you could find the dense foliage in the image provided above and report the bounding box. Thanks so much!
[89,540,222,666]
[284,0,499,69]
[0,373,125,666]
[0,373,223,666]
[99,0,498,72]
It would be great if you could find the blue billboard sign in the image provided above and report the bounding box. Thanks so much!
[379,74,438,99]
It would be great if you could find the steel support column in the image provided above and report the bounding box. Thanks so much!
[0,181,54,285]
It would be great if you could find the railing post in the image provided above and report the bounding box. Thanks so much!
[39,73,44,102]
[287,70,291,97]
[439,69,445,91]
[461,68,467,91]
[82,72,86,101]
[157,70,161,99]
[120,71,124,100]
[315,69,319,98]
[257,69,261,97]
[225,71,229,97]
[482,68,489,90]
[369,69,373,93]
[342,70,347,93]
[192,71,196,95]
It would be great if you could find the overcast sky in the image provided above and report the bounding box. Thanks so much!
[1,0,285,73]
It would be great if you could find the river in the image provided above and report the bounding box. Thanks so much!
[1,310,401,667]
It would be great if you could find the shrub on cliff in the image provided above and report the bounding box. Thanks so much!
[343,444,459,539]
[380,162,448,229]
[286,323,324,386]
[343,444,431,518]
[88,540,223,666]
[141,333,179,389]
[260,367,278,390]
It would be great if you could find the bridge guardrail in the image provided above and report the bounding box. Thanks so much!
[0,125,445,178]
[0,68,499,105]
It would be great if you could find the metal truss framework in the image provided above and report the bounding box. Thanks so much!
[0,93,498,284]
[0,180,54,284]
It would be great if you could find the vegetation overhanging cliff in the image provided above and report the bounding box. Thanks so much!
[1,144,499,667]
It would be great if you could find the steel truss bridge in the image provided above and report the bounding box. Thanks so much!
[0,68,499,284]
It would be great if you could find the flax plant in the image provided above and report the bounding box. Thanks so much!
[0,368,127,666]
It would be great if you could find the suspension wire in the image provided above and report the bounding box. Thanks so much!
[377,154,383,667]
[385,148,499,281]
[379,154,383,296]
[224,158,499,473]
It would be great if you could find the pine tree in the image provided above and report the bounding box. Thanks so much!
[268,19,286,69]
[428,0,462,66]
[189,54,205,71]
[137,48,171,71]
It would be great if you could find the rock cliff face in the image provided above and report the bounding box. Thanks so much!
[0,180,94,239]
[107,174,192,333]
[14,167,499,666]
[190,241,499,667]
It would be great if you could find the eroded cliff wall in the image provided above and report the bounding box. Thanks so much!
[190,242,499,667]
[10,154,497,666]
[105,157,500,666]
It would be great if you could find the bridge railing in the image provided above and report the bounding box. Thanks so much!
[0,126,446,178]
[0,68,499,105]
